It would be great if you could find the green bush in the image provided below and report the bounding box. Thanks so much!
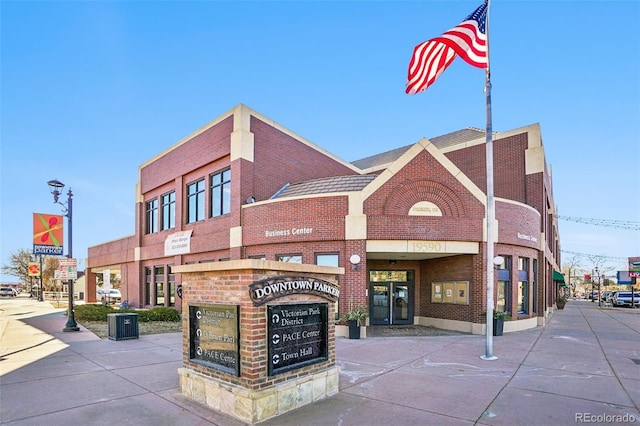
[73,304,181,323]
[74,304,116,321]
[137,307,181,322]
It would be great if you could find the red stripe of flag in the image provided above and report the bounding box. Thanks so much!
[406,1,488,95]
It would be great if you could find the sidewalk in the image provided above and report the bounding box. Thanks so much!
[1,298,639,425]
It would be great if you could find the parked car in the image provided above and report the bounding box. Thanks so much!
[99,289,122,303]
[0,287,17,297]
[611,291,640,308]
[601,291,614,303]
[588,291,599,300]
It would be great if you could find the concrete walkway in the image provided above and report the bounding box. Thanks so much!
[1,297,638,425]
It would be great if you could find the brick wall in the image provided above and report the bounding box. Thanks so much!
[180,267,337,391]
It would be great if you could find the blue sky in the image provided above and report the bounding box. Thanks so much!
[1,1,639,283]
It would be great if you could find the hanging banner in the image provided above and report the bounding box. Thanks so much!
[28,262,41,277]
[33,213,64,255]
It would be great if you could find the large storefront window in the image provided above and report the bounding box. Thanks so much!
[155,266,164,306]
[145,267,152,305]
[517,257,529,314]
[369,270,414,326]
[497,255,511,313]
[168,265,175,307]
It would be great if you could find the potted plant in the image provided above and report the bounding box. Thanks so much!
[483,310,510,336]
[556,295,568,310]
[341,306,368,339]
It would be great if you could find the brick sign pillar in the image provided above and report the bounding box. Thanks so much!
[173,259,343,424]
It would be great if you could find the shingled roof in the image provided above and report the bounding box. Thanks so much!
[351,127,486,170]
[271,127,486,200]
[272,174,378,199]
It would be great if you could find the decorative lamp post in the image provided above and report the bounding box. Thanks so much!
[47,179,79,332]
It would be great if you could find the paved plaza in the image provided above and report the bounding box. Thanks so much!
[1,296,639,425]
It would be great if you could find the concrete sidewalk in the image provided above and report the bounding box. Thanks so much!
[1,297,639,425]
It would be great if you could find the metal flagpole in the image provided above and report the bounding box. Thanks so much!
[481,0,497,361]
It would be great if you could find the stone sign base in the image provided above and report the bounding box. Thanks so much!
[179,366,340,424]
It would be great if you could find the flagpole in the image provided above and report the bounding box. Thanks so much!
[481,0,498,361]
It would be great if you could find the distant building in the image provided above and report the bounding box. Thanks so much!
[86,104,562,333]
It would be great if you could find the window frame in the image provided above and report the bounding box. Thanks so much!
[186,179,205,224]
[210,168,231,218]
[161,191,176,231]
[145,198,159,234]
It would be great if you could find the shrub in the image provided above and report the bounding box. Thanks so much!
[74,304,116,321]
[73,304,181,322]
[137,307,181,322]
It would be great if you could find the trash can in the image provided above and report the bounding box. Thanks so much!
[107,313,139,341]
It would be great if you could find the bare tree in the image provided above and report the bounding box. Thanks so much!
[1,249,32,284]
[2,249,60,291]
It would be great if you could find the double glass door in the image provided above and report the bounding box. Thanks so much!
[369,271,414,325]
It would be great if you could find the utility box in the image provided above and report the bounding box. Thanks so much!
[107,313,139,341]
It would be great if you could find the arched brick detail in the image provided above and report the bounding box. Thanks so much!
[383,180,466,217]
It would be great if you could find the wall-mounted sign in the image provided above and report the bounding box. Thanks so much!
[517,232,538,243]
[249,276,340,306]
[165,230,193,256]
[268,303,328,376]
[265,227,313,238]
[408,201,442,216]
[189,304,240,376]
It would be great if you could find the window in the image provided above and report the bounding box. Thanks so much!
[276,254,302,263]
[154,266,164,306]
[144,267,152,305]
[145,199,158,234]
[210,168,231,217]
[187,179,205,223]
[532,259,537,313]
[315,253,339,267]
[496,255,511,313]
[168,265,175,307]
[161,191,175,230]
[517,257,529,314]
[316,254,339,319]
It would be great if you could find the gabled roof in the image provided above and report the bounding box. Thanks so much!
[273,174,378,199]
[352,128,485,170]
[270,127,488,200]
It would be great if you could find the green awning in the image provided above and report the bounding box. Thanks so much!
[553,270,566,284]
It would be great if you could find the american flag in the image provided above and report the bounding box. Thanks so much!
[406,1,488,95]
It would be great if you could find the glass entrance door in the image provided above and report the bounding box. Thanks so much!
[369,271,414,325]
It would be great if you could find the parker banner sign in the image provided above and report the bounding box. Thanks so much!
[249,276,340,306]
[33,213,64,255]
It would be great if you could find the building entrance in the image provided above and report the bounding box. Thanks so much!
[369,270,414,326]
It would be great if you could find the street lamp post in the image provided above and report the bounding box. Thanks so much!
[47,179,79,332]
[593,267,602,307]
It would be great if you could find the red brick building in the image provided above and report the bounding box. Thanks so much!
[86,103,562,333]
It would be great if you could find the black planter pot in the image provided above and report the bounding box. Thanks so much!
[348,320,360,339]
[493,318,504,336]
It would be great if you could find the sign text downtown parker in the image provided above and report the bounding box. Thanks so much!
[249,276,340,306]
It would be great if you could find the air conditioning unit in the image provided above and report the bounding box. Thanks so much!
[107,313,139,341]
